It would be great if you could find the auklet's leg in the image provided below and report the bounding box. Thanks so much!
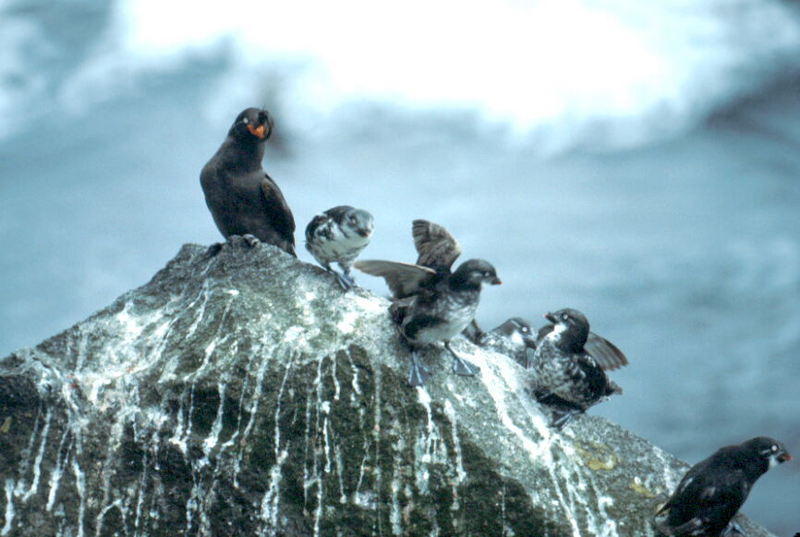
[550,408,582,430]
[319,261,351,291]
[723,520,746,537]
[340,265,357,288]
[444,341,480,376]
[408,351,430,387]
[332,270,353,291]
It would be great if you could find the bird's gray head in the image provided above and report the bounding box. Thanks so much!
[229,108,273,142]
[742,437,792,469]
[543,308,590,350]
[451,259,501,290]
[497,317,537,348]
[341,207,374,238]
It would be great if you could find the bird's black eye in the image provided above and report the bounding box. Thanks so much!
[561,313,569,321]
[242,117,250,124]
[482,271,489,277]
[771,445,778,452]
[521,326,529,333]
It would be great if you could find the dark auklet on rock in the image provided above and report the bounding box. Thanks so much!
[529,308,623,428]
[356,256,501,387]
[654,437,791,537]
[200,107,296,256]
[305,205,374,290]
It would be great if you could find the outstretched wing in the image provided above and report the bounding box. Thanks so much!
[536,325,628,371]
[354,260,436,298]
[585,332,628,371]
[412,219,461,272]
[260,174,296,254]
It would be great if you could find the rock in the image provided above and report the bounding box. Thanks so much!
[0,240,777,537]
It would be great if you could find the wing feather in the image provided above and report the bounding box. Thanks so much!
[412,219,461,272]
[260,174,296,254]
[585,332,629,370]
[354,260,436,298]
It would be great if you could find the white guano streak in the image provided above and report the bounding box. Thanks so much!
[1,480,15,536]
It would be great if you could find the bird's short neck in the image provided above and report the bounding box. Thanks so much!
[448,273,481,293]
[544,325,587,354]
[219,136,266,172]
[734,451,769,481]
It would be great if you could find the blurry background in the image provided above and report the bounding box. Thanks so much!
[1,0,798,532]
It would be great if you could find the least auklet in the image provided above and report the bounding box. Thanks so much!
[357,254,501,386]
[305,205,374,290]
[529,308,623,428]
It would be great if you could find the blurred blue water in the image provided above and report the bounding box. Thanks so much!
[1,0,799,532]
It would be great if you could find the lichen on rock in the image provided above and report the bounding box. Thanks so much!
[0,241,777,537]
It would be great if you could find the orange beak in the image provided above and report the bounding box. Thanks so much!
[247,124,266,139]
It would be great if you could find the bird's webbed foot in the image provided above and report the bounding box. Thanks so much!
[206,243,224,257]
[532,391,583,429]
[241,234,261,248]
[723,519,746,537]
[326,266,354,291]
[335,268,357,291]
[408,351,430,387]
[549,408,582,430]
[445,342,480,377]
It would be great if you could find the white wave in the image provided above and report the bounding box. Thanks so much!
[8,0,800,150]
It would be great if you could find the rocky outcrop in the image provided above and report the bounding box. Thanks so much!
[0,240,776,537]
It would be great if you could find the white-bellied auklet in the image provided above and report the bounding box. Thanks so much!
[654,437,791,537]
[529,308,623,428]
[305,205,374,290]
[200,108,296,256]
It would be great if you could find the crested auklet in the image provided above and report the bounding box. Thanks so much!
[654,437,791,537]
[200,108,296,255]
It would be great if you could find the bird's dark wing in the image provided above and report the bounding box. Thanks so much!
[305,213,328,242]
[354,260,436,298]
[412,219,462,272]
[574,354,616,397]
[260,173,296,247]
[656,458,745,536]
[585,332,629,371]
